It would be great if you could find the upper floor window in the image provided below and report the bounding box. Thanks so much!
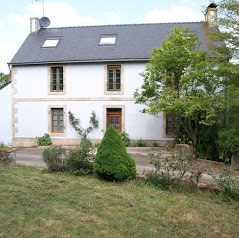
[51,66,63,92]
[107,66,121,91]
[165,70,179,91]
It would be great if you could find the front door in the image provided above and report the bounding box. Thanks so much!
[107,108,122,132]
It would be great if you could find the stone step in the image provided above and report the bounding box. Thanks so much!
[127,146,169,153]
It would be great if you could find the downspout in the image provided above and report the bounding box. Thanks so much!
[7,63,11,75]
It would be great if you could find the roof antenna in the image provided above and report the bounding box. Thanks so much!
[42,0,45,16]
[33,0,45,16]
[33,0,50,28]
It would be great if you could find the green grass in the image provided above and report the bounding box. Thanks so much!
[0,165,238,238]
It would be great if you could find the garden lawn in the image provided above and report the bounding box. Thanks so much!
[0,165,238,238]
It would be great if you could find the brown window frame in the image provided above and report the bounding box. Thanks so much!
[50,66,64,92]
[107,65,121,91]
[166,113,175,136]
[165,70,179,91]
[51,108,64,133]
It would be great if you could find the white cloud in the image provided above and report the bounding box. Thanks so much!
[143,5,204,23]
[10,1,95,27]
[105,11,121,24]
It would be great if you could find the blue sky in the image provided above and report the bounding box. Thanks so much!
[0,0,211,73]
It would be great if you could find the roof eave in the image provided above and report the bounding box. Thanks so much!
[10,58,149,66]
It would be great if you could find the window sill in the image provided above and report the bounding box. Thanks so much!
[163,134,175,138]
[49,132,66,137]
[48,91,66,95]
[104,91,124,95]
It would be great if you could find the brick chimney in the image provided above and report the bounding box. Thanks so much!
[30,17,40,33]
[205,3,218,26]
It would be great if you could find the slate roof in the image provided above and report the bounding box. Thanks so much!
[10,22,211,66]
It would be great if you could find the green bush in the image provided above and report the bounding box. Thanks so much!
[136,138,146,147]
[118,131,130,147]
[0,149,10,164]
[147,153,203,190]
[36,133,52,146]
[93,126,136,182]
[146,171,175,189]
[67,139,95,175]
[218,124,239,161]
[0,142,5,148]
[209,167,239,202]
[43,147,66,172]
[176,122,220,161]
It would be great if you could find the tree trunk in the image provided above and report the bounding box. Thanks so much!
[231,154,239,171]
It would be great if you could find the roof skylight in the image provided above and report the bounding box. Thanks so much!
[99,35,116,45]
[42,38,60,48]
[182,32,196,40]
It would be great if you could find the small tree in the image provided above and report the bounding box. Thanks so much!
[93,125,136,182]
[43,147,66,172]
[67,139,95,175]
[68,111,99,139]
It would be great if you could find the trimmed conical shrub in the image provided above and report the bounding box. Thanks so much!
[93,125,136,181]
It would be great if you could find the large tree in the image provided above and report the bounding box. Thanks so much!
[212,0,239,162]
[134,27,224,150]
[212,0,239,60]
[210,0,239,59]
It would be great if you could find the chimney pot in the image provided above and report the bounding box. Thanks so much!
[30,17,40,33]
[205,3,218,26]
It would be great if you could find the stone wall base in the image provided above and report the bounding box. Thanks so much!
[13,137,175,148]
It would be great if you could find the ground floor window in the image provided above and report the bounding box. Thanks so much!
[48,105,67,136]
[51,108,64,133]
[166,113,175,135]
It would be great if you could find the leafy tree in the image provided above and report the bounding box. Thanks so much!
[211,0,239,60]
[211,1,239,163]
[68,111,99,139]
[216,64,239,161]
[134,27,224,151]
[0,72,10,87]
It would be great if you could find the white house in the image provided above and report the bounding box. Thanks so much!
[2,4,218,147]
[0,81,12,146]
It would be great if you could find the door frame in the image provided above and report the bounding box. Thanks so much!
[103,105,125,133]
[107,110,122,132]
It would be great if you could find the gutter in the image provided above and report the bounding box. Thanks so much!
[10,58,149,66]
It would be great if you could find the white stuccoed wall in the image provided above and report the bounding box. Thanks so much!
[14,63,174,143]
[0,83,12,145]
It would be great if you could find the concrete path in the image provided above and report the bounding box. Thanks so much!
[15,147,229,188]
[15,148,155,172]
[16,148,46,168]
